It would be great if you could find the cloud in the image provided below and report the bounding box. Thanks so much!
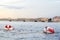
[0,5,24,9]
[6,6,24,9]
[0,0,26,9]
[0,0,60,18]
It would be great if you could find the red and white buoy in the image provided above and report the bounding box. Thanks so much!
[43,26,55,34]
[4,25,14,31]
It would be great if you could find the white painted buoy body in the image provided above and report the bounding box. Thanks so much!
[4,25,14,31]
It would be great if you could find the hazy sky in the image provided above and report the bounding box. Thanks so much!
[0,0,60,18]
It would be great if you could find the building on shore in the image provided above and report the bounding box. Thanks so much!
[37,18,48,22]
[52,16,60,22]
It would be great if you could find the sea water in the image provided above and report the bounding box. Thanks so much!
[0,21,60,40]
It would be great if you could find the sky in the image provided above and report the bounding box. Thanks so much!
[0,0,60,18]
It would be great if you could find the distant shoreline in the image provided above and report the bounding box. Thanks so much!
[0,16,60,22]
[0,20,60,22]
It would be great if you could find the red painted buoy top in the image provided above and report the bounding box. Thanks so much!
[48,27,55,33]
[5,25,11,28]
[5,25,13,30]
[43,26,55,34]
[5,25,12,28]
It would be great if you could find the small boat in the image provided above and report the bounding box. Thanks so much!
[43,26,55,34]
[4,25,14,31]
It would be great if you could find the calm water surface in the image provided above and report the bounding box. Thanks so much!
[0,21,60,40]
